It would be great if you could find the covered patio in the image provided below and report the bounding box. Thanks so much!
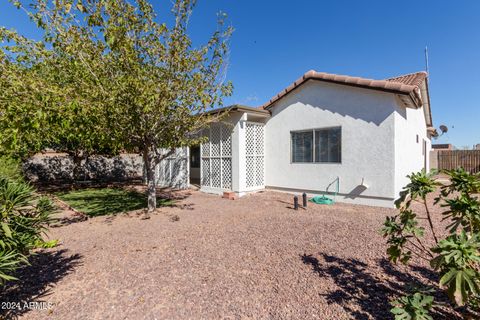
[193,105,270,196]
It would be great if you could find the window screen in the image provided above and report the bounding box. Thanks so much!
[315,127,341,163]
[291,131,313,163]
[291,127,341,163]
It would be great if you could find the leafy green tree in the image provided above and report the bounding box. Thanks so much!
[1,0,233,212]
[383,168,480,318]
[0,16,119,162]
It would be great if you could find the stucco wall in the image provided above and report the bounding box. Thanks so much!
[264,80,398,207]
[393,100,431,198]
[429,150,438,171]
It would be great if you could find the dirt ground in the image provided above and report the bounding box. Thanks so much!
[0,190,459,320]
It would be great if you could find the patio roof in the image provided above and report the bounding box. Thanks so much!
[207,104,271,117]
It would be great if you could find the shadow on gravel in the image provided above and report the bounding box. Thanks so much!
[50,213,89,228]
[301,253,460,320]
[0,249,82,319]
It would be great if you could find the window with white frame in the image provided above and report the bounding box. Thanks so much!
[291,127,341,163]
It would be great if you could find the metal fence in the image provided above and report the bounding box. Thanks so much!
[436,150,480,173]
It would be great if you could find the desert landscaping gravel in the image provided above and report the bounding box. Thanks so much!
[1,190,460,319]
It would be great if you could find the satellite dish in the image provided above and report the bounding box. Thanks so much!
[439,125,448,134]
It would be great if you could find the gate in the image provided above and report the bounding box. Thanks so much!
[156,147,188,189]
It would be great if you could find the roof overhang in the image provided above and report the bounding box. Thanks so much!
[260,70,433,131]
[262,70,427,110]
[421,79,433,127]
[207,104,271,118]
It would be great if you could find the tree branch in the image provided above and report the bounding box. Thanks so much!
[423,197,439,244]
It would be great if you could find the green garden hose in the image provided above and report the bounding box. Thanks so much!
[309,177,340,205]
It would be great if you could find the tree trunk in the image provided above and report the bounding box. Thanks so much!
[71,154,84,187]
[143,150,157,213]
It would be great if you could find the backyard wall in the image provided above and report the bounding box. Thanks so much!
[23,153,144,185]
[431,149,480,174]
[264,80,397,207]
[430,149,439,171]
[23,150,189,189]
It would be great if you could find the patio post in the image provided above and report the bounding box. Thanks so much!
[232,112,247,196]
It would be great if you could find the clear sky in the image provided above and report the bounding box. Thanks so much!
[1,0,479,148]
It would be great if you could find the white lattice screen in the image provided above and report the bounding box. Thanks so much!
[245,122,265,189]
[201,124,232,190]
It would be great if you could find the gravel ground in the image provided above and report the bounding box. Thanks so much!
[1,190,460,320]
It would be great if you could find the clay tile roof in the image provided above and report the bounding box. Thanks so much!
[385,71,427,87]
[261,70,428,110]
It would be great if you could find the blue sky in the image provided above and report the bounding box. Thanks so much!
[1,1,479,147]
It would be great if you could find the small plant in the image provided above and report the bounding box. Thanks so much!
[383,168,480,318]
[0,250,27,282]
[34,239,59,249]
[431,231,480,305]
[391,291,435,320]
[0,157,55,285]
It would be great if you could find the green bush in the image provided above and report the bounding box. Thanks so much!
[383,168,480,318]
[0,157,55,285]
[0,155,23,181]
[391,290,435,320]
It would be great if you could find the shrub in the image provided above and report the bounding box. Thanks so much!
[391,290,436,320]
[0,157,55,285]
[0,156,23,181]
[382,168,480,318]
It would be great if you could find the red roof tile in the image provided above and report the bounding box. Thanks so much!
[385,72,427,87]
[261,70,428,110]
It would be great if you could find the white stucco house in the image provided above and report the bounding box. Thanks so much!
[156,70,436,208]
